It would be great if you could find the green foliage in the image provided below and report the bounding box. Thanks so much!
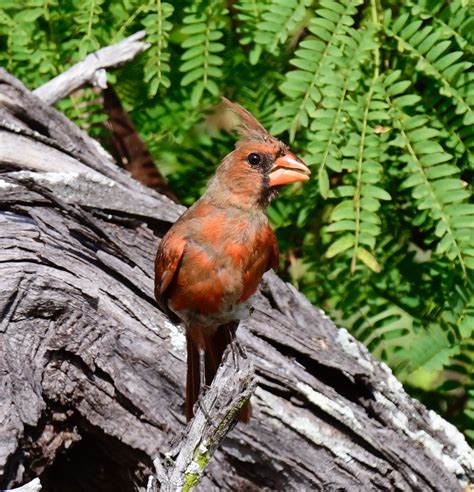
[2,0,473,443]
[384,70,474,273]
[255,0,312,58]
[142,1,174,95]
[179,1,227,106]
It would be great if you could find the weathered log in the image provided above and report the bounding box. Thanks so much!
[1,69,473,491]
[153,343,256,491]
[33,31,150,106]
[32,33,177,201]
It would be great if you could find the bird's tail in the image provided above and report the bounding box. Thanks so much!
[186,321,251,422]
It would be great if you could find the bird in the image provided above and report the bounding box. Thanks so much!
[154,98,310,422]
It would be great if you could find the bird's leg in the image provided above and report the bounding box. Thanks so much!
[233,336,247,359]
[194,347,214,426]
[229,338,248,374]
[194,397,213,424]
[228,304,251,363]
[198,347,207,392]
[226,323,247,374]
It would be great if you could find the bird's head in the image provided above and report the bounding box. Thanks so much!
[206,99,310,210]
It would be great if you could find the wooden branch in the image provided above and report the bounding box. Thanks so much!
[33,31,150,105]
[150,343,256,491]
[1,69,473,491]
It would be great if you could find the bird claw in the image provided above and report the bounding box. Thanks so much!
[233,337,248,360]
[229,338,248,374]
[195,390,214,427]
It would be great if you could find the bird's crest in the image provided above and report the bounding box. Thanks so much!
[222,97,273,143]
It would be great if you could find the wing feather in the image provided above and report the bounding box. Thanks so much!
[266,226,279,272]
[154,232,186,310]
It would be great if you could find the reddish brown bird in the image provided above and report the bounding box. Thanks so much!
[155,99,310,422]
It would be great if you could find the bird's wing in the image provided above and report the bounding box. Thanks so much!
[154,231,186,306]
[239,225,280,303]
[266,225,280,272]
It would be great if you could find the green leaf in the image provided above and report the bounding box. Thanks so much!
[356,247,381,273]
[326,235,355,258]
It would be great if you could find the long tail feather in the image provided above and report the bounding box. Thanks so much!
[185,321,251,422]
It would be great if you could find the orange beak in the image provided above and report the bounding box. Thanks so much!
[268,152,311,187]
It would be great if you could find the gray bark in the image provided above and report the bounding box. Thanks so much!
[1,68,473,491]
[33,31,150,106]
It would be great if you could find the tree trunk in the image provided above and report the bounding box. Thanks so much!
[0,69,473,492]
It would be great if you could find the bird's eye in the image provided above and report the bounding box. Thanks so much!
[247,153,261,166]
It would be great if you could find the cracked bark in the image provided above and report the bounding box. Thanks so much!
[1,68,473,492]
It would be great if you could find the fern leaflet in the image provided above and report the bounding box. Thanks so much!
[143,0,174,96]
[384,71,474,274]
[272,0,363,140]
[255,0,312,57]
[180,1,226,106]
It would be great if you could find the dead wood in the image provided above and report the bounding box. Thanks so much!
[152,343,256,491]
[33,31,150,106]
[32,31,177,202]
[1,69,473,491]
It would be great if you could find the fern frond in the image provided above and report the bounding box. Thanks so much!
[326,79,390,272]
[340,302,414,362]
[443,277,474,340]
[465,388,474,442]
[407,0,473,53]
[255,0,312,57]
[384,71,474,274]
[385,11,473,125]
[114,3,147,41]
[272,0,363,140]
[425,98,472,167]
[57,87,107,139]
[0,2,60,83]
[180,1,226,106]
[306,27,372,198]
[142,0,174,96]
[237,74,280,130]
[405,275,474,376]
[234,0,268,64]
[406,323,461,374]
[72,0,105,59]
[0,9,16,73]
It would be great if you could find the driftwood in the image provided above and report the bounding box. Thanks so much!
[32,31,150,106]
[32,31,176,201]
[1,68,474,491]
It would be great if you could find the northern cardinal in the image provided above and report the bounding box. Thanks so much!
[155,99,310,422]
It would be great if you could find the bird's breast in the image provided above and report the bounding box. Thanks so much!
[167,210,271,325]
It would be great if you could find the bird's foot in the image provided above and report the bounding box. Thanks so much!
[195,389,215,427]
[233,337,248,360]
[229,338,248,373]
